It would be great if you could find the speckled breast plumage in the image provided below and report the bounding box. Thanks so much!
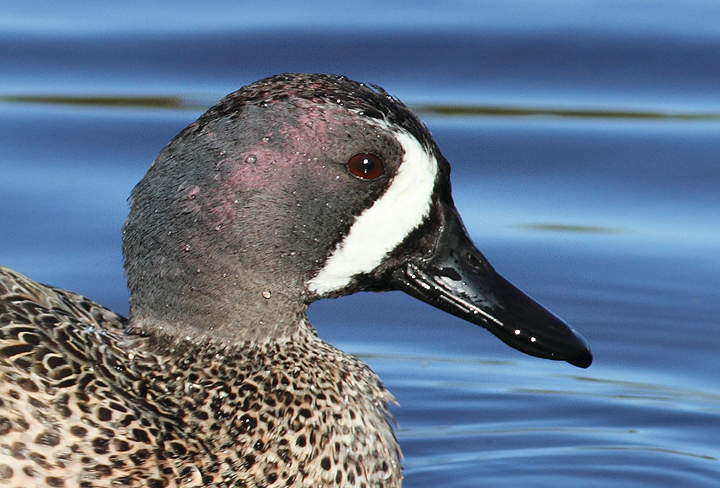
[0,266,401,488]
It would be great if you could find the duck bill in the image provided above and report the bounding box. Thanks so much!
[390,205,592,368]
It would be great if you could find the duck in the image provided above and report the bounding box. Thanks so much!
[0,73,591,488]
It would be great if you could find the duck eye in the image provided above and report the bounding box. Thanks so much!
[347,153,384,180]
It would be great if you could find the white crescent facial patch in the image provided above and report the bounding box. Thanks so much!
[308,128,438,296]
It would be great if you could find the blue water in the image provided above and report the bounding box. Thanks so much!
[1,2,719,486]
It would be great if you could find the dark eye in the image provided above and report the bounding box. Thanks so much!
[347,153,384,180]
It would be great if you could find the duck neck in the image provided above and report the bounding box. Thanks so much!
[127,276,311,345]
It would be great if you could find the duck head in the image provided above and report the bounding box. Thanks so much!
[122,73,591,368]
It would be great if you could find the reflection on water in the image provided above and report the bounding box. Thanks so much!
[0,94,191,109]
[4,94,720,121]
[414,105,720,120]
[518,223,621,234]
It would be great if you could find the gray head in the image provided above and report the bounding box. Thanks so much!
[123,73,592,367]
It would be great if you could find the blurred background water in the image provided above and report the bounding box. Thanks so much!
[1,1,719,486]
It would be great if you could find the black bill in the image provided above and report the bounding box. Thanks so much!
[391,205,592,368]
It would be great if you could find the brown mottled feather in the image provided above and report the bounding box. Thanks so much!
[0,266,401,487]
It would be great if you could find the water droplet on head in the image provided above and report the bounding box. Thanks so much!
[246,154,257,164]
[262,291,272,299]
[184,244,191,252]
[262,136,270,142]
